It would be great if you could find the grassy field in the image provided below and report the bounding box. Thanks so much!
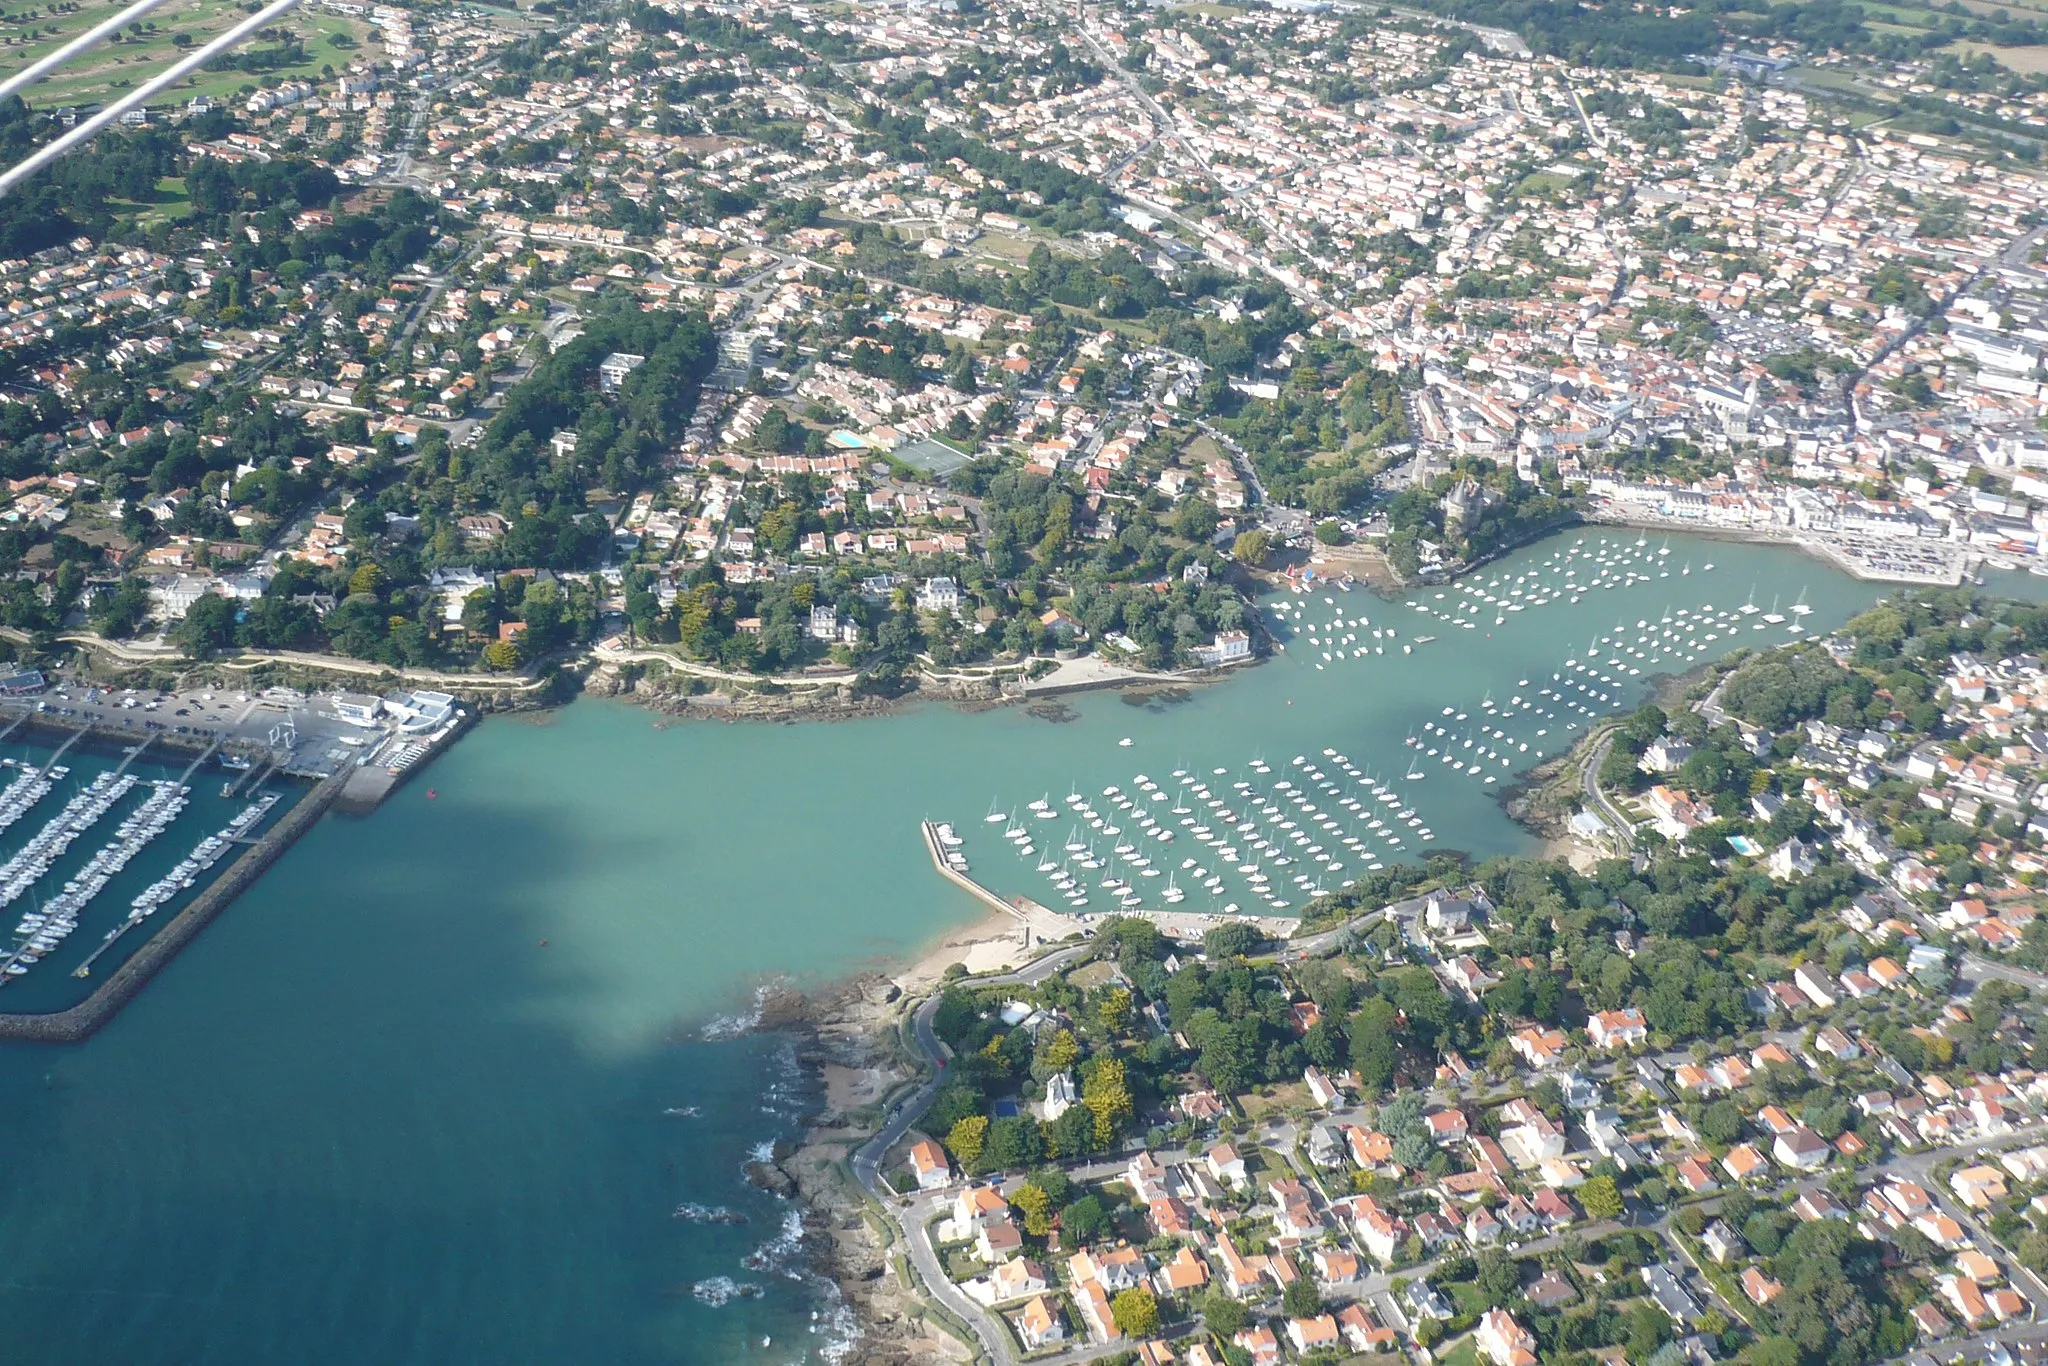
[1512,170,1578,197]
[1790,66,1871,96]
[1945,37,2048,72]
[0,0,371,111]
[1446,1281,1492,1322]
[1438,1335,1482,1366]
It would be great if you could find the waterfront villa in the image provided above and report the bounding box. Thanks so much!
[907,1140,951,1190]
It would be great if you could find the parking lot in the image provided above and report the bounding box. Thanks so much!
[0,685,378,779]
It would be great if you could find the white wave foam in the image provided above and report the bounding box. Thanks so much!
[810,1277,861,1365]
[700,978,793,1041]
[690,1276,763,1307]
[742,1209,809,1280]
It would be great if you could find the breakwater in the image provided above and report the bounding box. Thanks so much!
[0,770,342,1042]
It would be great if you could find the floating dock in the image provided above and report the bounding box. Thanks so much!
[0,771,345,1042]
[918,820,1297,946]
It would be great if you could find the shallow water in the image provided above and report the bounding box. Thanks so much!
[0,530,1967,1364]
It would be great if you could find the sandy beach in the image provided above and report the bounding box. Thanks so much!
[897,907,1037,992]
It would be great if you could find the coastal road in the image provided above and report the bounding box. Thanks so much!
[1578,726,1635,852]
[849,940,1095,1365]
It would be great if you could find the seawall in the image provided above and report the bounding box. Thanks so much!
[0,771,345,1043]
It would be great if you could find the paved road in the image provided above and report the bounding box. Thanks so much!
[850,942,1094,1364]
[1580,727,1635,851]
[1959,955,2048,993]
[847,901,2048,1363]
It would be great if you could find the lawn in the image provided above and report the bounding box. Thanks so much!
[1439,1335,1481,1366]
[1237,1079,1307,1122]
[8,0,373,111]
[118,174,192,229]
[1446,1280,1493,1324]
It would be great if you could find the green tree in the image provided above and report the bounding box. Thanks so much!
[1579,1174,1624,1221]
[1476,1247,1518,1306]
[175,594,238,656]
[1173,498,1220,542]
[1203,1289,1248,1336]
[1111,1287,1160,1338]
[1046,1102,1099,1159]
[978,1116,1043,1173]
[1349,998,1398,1094]
[1700,1100,1743,1145]
[946,1115,988,1166]
[1283,1277,1322,1317]
[1203,923,1259,958]
[1062,1194,1109,1243]
[946,347,976,394]
[1231,529,1269,565]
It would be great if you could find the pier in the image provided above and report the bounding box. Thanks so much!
[0,771,345,1041]
[918,821,1298,946]
[108,734,152,776]
[226,758,282,809]
[37,725,85,777]
[69,742,221,982]
[176,738,222,787]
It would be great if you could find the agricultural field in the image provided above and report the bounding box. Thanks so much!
[1945,36,2048,72]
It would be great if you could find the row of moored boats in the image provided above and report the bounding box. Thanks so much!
[1,776,184,979]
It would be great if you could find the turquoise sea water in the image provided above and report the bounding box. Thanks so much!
[0,531,1983,1365]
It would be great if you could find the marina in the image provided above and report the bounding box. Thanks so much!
[0,685,467,1032]
[0,725,305,1022]
[0,527,2029,1366]
[936,533,1889,927]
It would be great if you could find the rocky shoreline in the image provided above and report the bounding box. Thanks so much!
[578,649,1249,728]
[740,976,969,1366]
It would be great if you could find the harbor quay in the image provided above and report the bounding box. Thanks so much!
[0,680,468,1038]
